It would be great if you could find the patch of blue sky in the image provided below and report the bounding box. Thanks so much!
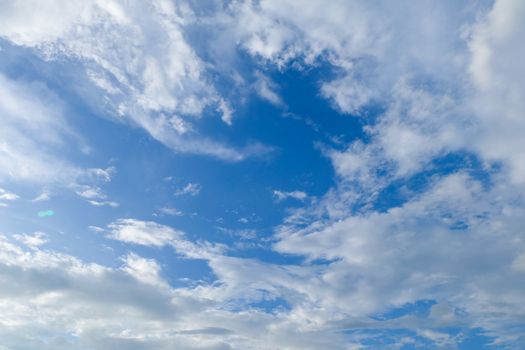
[373,151,496,213]
[342,327,494,350]
[371,299,437,321]
[247,296,291,314]
[458,328,495,350]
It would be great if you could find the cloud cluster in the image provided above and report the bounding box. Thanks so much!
[1,0,525,348]
[0,223,355,350]
[0,0,269,161]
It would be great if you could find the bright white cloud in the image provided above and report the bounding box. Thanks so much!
[106,218,223,259]
[107,218,183,248]
[31,189,53,202]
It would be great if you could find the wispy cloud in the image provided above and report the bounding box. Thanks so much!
[31,189,53,202]
[273,190,308,202]
[174,183,202,197]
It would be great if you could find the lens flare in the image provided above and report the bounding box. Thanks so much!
[37,210,54,218]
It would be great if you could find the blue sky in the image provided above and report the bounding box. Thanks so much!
[1,0,525,349]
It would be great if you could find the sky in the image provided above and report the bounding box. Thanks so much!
[0,0,524,349]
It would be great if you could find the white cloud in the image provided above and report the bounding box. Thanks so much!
[217,99,234,126]
[174,183,201,197]
[85,167,116,183]
[107,218,183,248]
[31,189,53,202]
[1,0,525,348]
[273,190,308,202]
[0,73,115,210]
[158,207,184,216]
[121,252,168,288]
[76,186,106,200]
[106,218,222,259]
[88,225,105,233]
[0,1,92,45]
[0,188,19,201]
[0,0,268,162]
[13,232,48,248]
[254,71,285,108]
[0,73,82,184]
[467,0,525,184]
[321,74,373,115]
[87,200,119,208]
[74,175,118,207]
[0,234,358,349]
[274,171,525,345]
